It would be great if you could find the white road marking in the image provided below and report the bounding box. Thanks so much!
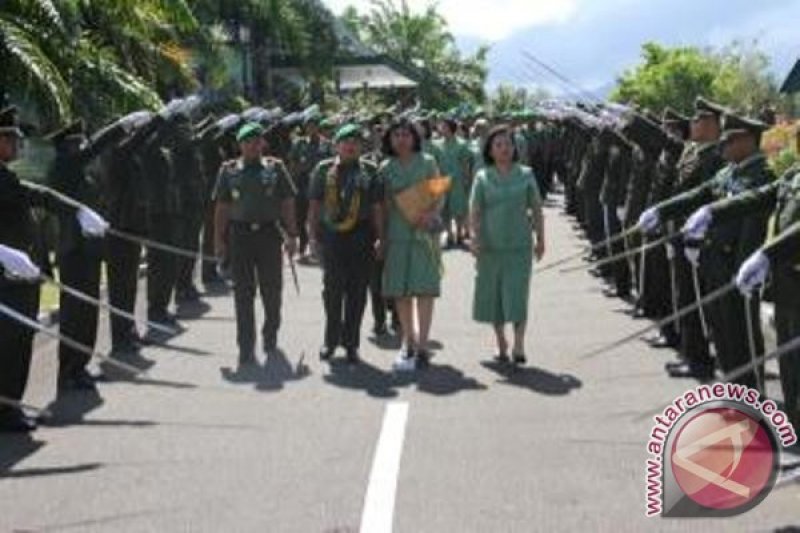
[360,402,410,533]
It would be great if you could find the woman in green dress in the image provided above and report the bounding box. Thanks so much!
[380,119,443,369]
[435,118,471,248]
[469,125,546,365]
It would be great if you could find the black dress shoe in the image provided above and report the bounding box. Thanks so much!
[415,349,432,368]
[667,361,715,380]
[319,346,334,361]
[664,359,685,371]
[0,408,37,433]
[70,369,99,391]
[346,349,361,364]
[373,323,389,337]
[512,353,528,366]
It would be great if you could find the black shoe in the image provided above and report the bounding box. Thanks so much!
[319,346,335,361]
[69,369,99,391]
[667,361,715,380]
[493,353,510,364]
[0,408,37,433]
[415,349,431,368]
[346,349,361,364]
[373,323,389,337]
[664,359,685,371]
[512,353,528,366]
[646,334,678,349]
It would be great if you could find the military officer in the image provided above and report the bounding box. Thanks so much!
[689,163,800,424]
[214,123,298,364]
[308,124,384,363]
[0,106,107,431]
[640,112,773,388]
[46,118,125,389]
[288,113,333,260]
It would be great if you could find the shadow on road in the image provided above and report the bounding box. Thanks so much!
[175,299,213,320]
[1,462,103,479]
[481,362,582,396]
[323,359,414,399]
[416,363,487,396]
[220,349,311,392]
[0,435,44,475]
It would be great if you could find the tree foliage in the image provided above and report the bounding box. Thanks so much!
[342,0,489,109]
[611,41,784,116]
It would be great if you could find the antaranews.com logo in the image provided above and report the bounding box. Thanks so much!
[645,382,797,518]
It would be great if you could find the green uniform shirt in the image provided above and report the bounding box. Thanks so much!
[213,157,296,223]
[308,157,382,232]
[289,135,333,191]
[470,164,542,251]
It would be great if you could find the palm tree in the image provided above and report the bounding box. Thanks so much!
[0,0,72,120]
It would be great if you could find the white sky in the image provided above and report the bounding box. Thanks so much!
[323,0,578,41]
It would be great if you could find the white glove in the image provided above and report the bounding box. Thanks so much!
[684,246,701,267]
[637,208,660,234]
[616,206,627,222]
[736,251,770,296]
[683,206,713,241]
[77,207,109,238]
[0,244,41,281]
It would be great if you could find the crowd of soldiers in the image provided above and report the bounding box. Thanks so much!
[554,96,800,432]
[0,93,798,435]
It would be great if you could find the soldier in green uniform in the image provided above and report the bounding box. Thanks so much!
[640,112,773,388]
[435,117,471,248]
[46,118,125,389]
[660,98,726,378]
[289,113,333,260]
[0,106,107,430]
[106,113,162,353]
[308,124,384,363]
[214,123,298,364]
[688,163,800,424]
[173,113,207,304]
[600,126,635,298]
[470,125,545,365]
[640,110,689,348]
[142,116,182,331]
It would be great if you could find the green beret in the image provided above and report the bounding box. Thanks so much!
[236,122,264,142]
[333,123,361,143]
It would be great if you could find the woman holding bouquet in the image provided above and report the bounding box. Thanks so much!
[380,118,444,369]
[469,126,546,365]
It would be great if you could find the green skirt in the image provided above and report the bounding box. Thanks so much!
[444,179,469,219]
[383,238,442,298]
[473,248,533,324]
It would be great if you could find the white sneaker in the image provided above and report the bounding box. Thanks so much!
[393,350,416,372]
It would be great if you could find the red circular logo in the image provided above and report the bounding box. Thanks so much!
[670,407,775,510]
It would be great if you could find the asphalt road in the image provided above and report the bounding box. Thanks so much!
[1,195,798,532]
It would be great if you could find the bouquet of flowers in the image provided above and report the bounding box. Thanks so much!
[394,176,451,232]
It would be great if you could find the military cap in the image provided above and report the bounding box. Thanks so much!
[721,113,768,141]
[662,107,688,124]
[236,122,265,143]
[694,97,726,120]
[46,119,86,144]
[0,106,23,138]
[622,112,667,153]
[333,123,362,143]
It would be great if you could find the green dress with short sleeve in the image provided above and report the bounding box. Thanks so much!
[471,164,542,324]
[382,152,443,298]
[435,137,470,219]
